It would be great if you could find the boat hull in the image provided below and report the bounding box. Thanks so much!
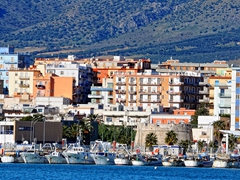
[20,152,48,164]
[184,160,203,167]
[91,154,115,165]
[63,152,94,164]
[45,154,67,164]
[212,159,228,168]
[1,156,15,163]
[132,160,147,166]
[114,158,132,165]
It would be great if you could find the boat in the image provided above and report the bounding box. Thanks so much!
[20,143,51,164]
[114,144,132,165]
[162,155,184,166]
[62,143,94,164]
[227,149,240,168]
[45,144,67,164]
[1,155,14,163]
[158,145,184,167]
[90,140,116,165]
[212,147,230,168]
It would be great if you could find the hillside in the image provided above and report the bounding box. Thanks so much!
[1,0,240,63]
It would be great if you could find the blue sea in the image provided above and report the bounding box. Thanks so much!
[1,164,240,180]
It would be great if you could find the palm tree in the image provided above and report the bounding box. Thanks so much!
[212,120,226,146]
[165,130,178,145]
[179,140,192,153]
[83,114,102,123]
[228,134,237,150]
[145,133,158,151]
[197,140,205,152]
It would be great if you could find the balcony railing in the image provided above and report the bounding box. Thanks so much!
[19,84,29,88]
[169,82,184,86]
[199,90,209,94]
[219,93,231,98]
[19,76,30,80]
[218,103,231,108]
[169,99,183,103]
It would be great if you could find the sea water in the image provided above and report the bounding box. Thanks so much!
[1,164,240,180]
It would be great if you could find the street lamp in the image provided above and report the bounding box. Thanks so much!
[43,117,46,145]
[30,117,41,144]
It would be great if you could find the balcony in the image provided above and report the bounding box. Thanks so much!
[199,90,209,94]
[199,99,209,103]
[139,82,161,86]
[19,84,29,88]
[169,99,183,103]
[129,99,136,103]
[169,82,184,86]
[116,82,126,85]
[128,91,136,95]
[199,82,208,86]
[19,76,30,80]
[139,99,161,103]
[129,81,137,85]
[218,103,231,108]
[219,93,231,98]
[116,90,126,94]
[167,91,182,95]
[88,94,103,99]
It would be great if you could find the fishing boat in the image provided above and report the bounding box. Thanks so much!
[62,143,94,164]
[90,140,116,165]
[114,144,132,165]
[20,143,51,164]
[45,143,67,164]
[212,147,230,168]
[162,155,184,166]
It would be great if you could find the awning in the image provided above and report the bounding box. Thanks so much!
[219,130,240,136]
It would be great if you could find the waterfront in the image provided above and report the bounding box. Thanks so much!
[1,164,240,180]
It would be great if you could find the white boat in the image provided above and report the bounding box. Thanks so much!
[212,147,230,168]
[162,156,184,167]
[20,143,51,164]
[184,159,203,167]
[62,143,94,164]
[114,144,132,165]
[212,159,229,168]
[132,159,147,166]
[1,155,14,163]
[45,144,67,164]
[90,140,116,165]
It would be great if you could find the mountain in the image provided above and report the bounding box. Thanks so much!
[1,0,240,63]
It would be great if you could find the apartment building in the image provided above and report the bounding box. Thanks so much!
[0,46,32,94]
[157,58,229,76]
[35,57,93,104]
[208,76,232,117]
[231,67,240,130]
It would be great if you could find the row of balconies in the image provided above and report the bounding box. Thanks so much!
[169,82,184,86]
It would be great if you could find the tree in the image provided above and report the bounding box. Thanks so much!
[179,140,192,153]
[191,103,209,128]
[212,120,226,146]
[197,140,206,152]
[165,130,178,145]
[228,134,237,150]
[145,133,158,149]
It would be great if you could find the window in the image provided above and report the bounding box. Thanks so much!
[60,71,64,75]
[15,73,18,76]
[106,117,112,122]
[6,72,8,76]
[6,80,8,84]
[15,80,18,84]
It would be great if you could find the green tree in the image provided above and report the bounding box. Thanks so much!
[191,103,209,128]
[145,132,158,149]
[197,140,206,152]
[212,120,226,146]
[228,134,237,150]
[179,140,192,153]
[165,130,178,145]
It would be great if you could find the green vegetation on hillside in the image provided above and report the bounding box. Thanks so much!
[1,0,240,63]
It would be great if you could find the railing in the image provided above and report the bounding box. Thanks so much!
[219,93,231,98]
